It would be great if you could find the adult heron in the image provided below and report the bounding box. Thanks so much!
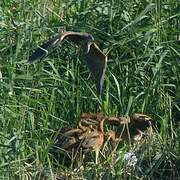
[28,31,107,96]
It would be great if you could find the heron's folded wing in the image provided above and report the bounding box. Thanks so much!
[28,34,61,63]
[84,43,107,95]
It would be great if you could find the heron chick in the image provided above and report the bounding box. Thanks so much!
[28,31,107,95]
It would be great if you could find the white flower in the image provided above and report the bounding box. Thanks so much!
[124,150,138,168]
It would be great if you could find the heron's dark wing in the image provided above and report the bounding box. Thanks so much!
[28,31,94,63]
[61,31,92,44]
[28,34,61,63]
[84,43,107,95]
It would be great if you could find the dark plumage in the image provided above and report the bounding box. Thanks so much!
[28,31,107,95]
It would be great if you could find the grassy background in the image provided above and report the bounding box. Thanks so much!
[0,0,179,179]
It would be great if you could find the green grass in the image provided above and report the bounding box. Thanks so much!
[0,0,179,179]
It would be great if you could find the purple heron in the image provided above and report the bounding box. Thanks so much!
[28,31,107,95]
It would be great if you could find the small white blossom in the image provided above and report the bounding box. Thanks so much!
[124,150,138,168]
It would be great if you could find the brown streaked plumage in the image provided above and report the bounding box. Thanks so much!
[105,116,131,126]
[54,128,82,151]
[28,31,107,95]
[79,118,105,164]
[53,112,154,165]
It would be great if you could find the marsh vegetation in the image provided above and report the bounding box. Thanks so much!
[0,0,179,179]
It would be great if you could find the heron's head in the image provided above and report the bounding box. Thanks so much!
[80,33,94,43]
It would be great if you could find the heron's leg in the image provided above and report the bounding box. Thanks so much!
[95,148,99,164]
